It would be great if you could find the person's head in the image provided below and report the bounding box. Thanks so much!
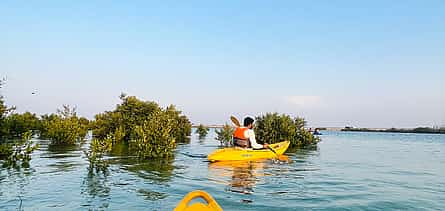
[243,117,255,128]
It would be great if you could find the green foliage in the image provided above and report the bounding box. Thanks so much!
[195,124,209,139]
[93,94,161,142]
[255,113,319,148]
[0,143,13,158]
[40,105,89,145]
[84,136,113,174]
[38,113,58,138]
[3,112,41,139]
[165,105,192,143]
[1,131,39,168]
[129,111,176,159]
[0,78,36,167]
[91,94,192,159]
[79,117,93,130]
[215,124,234,146]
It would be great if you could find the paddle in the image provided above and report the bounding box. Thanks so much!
[267,145,289,161]
[230,115,289,161]
[230,115,241,127]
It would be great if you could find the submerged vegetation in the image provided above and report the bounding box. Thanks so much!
[255,113,319,148]
[1,75,321,170]
[40,105,89,145]
[0,79,39,168]
[215,124,234,146]
[84,137,113,174]
[0,131,39,168]
[2,112,41,139]
[195,124,209,139]
[91,94,192,160]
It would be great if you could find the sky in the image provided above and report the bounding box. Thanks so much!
[1,0,444,128]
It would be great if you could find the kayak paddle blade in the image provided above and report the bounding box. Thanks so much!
[230,116,241,127]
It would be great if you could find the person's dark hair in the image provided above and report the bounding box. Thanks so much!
[243,117,254,127]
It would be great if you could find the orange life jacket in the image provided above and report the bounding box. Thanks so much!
[233,127,249,140]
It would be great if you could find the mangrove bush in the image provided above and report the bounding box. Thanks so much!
[3,112,41,139]
[195,124,209,139]
[0,79,39,168]
[255,113,319,148]
[91,94,192,159]
[0,131,39,168]
[40,105,89,145]
[215,124,234,146]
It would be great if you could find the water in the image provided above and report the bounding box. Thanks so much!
[1,130,444,210]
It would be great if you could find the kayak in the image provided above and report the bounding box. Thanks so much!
[208,141,290,162]
[174,190,222,211]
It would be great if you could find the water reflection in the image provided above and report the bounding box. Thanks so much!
[286,144,319,154]
[107,142,176,184]
[286,146,320,166]
[136,189,167,201]
[79,141,176,209]
[208,161,266,194]
[179,137,191,144]
[81,168,111,210]
[41,140,84,159]
[39,140,85,173]
[0,166,33,210]
[112,156,175,184]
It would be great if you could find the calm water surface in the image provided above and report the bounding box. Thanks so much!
[1,130,444,210]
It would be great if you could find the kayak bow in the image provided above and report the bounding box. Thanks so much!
[174,190,222,211]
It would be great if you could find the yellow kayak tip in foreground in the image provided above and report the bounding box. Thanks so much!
[207,141,290,162]
[174,190,223,211]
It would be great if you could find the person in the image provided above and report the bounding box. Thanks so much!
[313,128,322,135]
[233,117,268,149]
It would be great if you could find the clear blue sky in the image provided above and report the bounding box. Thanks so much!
[1,0,444,128]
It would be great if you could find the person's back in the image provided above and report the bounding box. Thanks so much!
[233,117,267,149]
[233,126,251,147]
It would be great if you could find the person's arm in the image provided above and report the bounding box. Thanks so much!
[246,129,264,149]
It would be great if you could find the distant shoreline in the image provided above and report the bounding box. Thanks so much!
[340,127,445,134]
[192,125,445,134]
[191,125,224,128]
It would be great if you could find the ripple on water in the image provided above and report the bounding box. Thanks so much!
[137,189,167,201]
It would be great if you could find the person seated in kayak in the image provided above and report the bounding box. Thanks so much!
[233,117,268,149]
[313,128,322,135]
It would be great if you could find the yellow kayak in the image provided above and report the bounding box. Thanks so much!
[208,141,290,162]
[174,190,222,211]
